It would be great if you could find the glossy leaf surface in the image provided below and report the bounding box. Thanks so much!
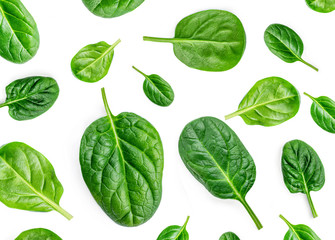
[306,0,335,13]
[225,77,300,127]
[280,215,321,240]
[157,216,190,240]
[0,142,72,220]
[80,88,164,227]
[178,117,262,229]
[144,10,246,72]
[15,228,62,240]
[219,232,240,240]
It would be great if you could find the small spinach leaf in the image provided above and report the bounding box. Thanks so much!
[132,66,174,107]
[0,142,72,220]
[304,92,335,133]
[225,77,300,127]
[282,140,325,218]
[0,0,39,63]
[82,0,144,18]
[280,215,321,240]
[0,76,59,121]
[71,40,120,83]
[306,0,335,13]
[143,10,246,72]
[264,24,318,71]
[157,216,190,240]
[179,117,262,230]
[80,88,164,227]
[15,228,62,240]
[219,232,240,240]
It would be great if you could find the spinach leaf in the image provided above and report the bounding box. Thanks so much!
[71,40,121,83]
[280,215,321,240]
[178,117,262,230]
[219,232,240,240]
[264,24,318,71]
[0,76,59,121]
[282,140,325,218]
[143,10,246,72]
[15,228,62,240]
[157,216,190,240]
[0,0,39,63]
[132,66,174,107]
[304,92,335,133]
[225,77,300,127]
[80,88,164,227]
[306,0,335,13]
[82,0,144,18]
[0,142,72,220]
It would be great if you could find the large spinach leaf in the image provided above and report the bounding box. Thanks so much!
[304,92,335,133]
[225,77,300,127]
[0,142,72,220]
[157,216,190,240]
[0,76,59,120]
[282,140,325,218]
[280,215,321,240]
[0,0,39,63]
[71,40,120,83]
[178,117,262,229]
[143,10,246,72]
[219,232,240,240]
[306,0,335,13]
[80,88,164,227]
[264,24,318,71]
[132,66,174,107]
[15,228,62,240]
[82,0,144,18]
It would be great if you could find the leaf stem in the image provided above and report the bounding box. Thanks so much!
[303,92,316,101]
[300,58,318,72]
[111,39,121,49]
[54,205,73,220]
[240,199,263,230]
[101,88,114,118]
[143,36,177,43]
[306,191,318,218]
[132,66,148,78]
[0,102,7,108]
[279,214,294,229]
[225,109,244,120]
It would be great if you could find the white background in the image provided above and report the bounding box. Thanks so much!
[0,0,334,239]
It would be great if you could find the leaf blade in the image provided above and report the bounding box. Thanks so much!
[15,228,62,240]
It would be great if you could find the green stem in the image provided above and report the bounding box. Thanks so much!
[240,199,263,230]
[175,216,190,238]
[111,39,121,49]
[143,36,179,43]
[0,102,7,108]
[132,66,148,78]
[300,58,318,72]
[225,109,244,120]
[101,88,114,118]
[306,191,318,218]
[279,214,293,228]
[303,92,316,101]
[54,205,73,220]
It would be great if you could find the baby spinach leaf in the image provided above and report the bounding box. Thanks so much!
[132,66,174,107]
[80,88,164,227]
[282,140,325,218]
[82,0,144,18]
[304,92,335,133]
[15,228,62,240]
[264,24,318,71]
[305,0,335,13]
[0,76,59,121]
[157,216,190,240]
[280,215,321,240]
[0,142,72,220]
[71,40,121,83]
[143,10,246,72]
[179,117,262,230]
[219,232,240,240]
[225,77,300,127]
[0,0,39,63]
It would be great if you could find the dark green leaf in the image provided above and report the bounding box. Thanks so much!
[15,228,62,240]
[79,88,164,227]
[282,140,325,218]
[0,0,39,63]
[143,10,246,72]
[305,0,335,13]
[0,142,72,220]
[178,117,262,230]
[157,216,190,240]
[280,215,321,240]
[264,24,318,71]
[132,66,174,107]
[219,232,240,240]
[71,40,120,83]
[225,77,300,127]
[0,76,59,121]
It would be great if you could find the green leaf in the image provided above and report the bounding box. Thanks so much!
[79,88,164,227]
[264,24,318,71]
[82,0,144,18]
[280,215,321,240]
[132,66,174,107]
[0,142,72,220]
[0,76,59,121]
[157,216,190,240]
[304,92,335,133]
[219,232,240,240]
[282,140,325,218]
[0,0,39,63]
[143,10,246,72]
[71,40,120,83]
[15,228,62,240]
[178,117,262,230]
[225,77,300,127]
[305,0,335,13]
